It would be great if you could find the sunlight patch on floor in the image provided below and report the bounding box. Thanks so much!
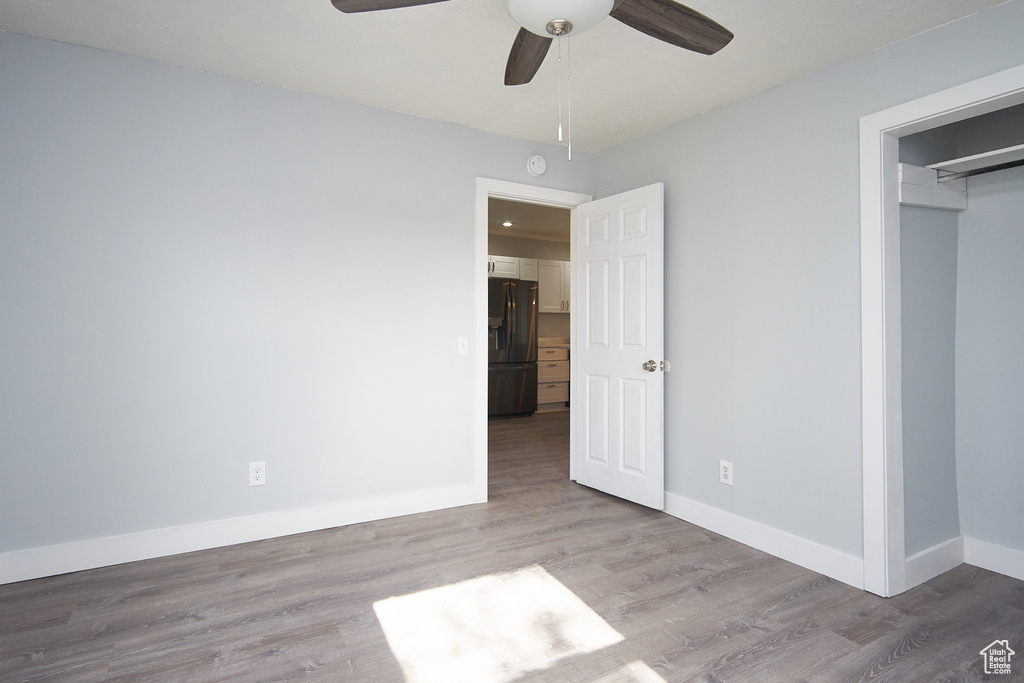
[373,564,649,682]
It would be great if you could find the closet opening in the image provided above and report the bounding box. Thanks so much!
[898,102,1024,590]
[860,68,1024,596]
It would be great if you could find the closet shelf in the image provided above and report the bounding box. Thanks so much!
[927,142,1024,181]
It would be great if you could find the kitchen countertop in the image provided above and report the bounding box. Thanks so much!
[538,337,570,348]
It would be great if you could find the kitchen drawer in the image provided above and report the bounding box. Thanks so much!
[538,381,569,404]
[538,347,569,361]
[538,360,569,382]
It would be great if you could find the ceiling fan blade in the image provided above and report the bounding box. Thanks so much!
[504,28,553,86]
[610,0,732,55]
[330,0,448,13]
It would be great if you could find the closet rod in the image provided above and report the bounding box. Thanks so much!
[930,142,1024,182]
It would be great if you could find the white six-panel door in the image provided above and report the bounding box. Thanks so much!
[571,183,665,509]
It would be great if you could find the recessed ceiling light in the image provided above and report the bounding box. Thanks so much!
[502,221,514,227]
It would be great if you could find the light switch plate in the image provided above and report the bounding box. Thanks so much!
[457,337,469,355]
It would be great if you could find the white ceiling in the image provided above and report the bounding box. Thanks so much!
[489,198,570,242]
[0,0,1009,152]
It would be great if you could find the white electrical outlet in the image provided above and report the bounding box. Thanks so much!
[249,461,266,487]
[720,460,733,486]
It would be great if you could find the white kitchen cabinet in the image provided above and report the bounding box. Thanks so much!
[538,381,569,404]
[538,260,570,313]
[538,346,568,362]
[519,258,539,281]
[537,337,569,411]
[487,256,539,280]
[538,360,569,382]
[564,261,570,311]
[488,255,519,278]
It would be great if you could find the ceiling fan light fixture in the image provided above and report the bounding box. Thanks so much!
[507,0,613,38]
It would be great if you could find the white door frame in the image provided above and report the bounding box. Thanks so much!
[475,178,593,500]
[859,64,1024,597]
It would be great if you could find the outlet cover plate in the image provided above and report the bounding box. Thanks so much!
[720,460,733,486]
[249,461,266,487]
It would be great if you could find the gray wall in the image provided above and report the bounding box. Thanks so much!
[0,30,593,554]
[4,0,1024,570]
[592,0,1024,558]
[899,206,960,557]
[488,234,570,261]
[899,126,957,167]
[954,104,1024,158]
[956,165,1024,551]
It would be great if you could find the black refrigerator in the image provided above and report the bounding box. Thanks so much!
[488,278,538,416]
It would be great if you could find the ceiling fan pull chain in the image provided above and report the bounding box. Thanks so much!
[555,35,572,160]
[566,35,572,161]
[557,36,564,144]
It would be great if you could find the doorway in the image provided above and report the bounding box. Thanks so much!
[474,179,592,499]
[488,197,572,413]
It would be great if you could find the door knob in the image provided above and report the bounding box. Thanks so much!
[642,360,657,372]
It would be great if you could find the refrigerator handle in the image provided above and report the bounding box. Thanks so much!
[504,281,513,353]
[508,282,516,348]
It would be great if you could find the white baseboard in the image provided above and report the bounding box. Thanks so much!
[965,537,1024,582]
[903,536,1024,587]
[8,485,1021,591]
[0,483,482,586]
[905,536,964,588]
[664,492,865,589]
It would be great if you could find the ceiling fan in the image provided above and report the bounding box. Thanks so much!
[330,0,733,86]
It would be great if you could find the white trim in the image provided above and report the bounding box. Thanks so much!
[859,64,1024,598]
[965,538,1024,583]
[905,536,964,588]
[475,178,591,487]
[859,117,907,597]
[664,491,865,590]
[0,483,479,585]
[476,178,591,209]
[887,535,1024,588]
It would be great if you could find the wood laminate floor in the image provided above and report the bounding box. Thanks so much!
[2,412,1023,682]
